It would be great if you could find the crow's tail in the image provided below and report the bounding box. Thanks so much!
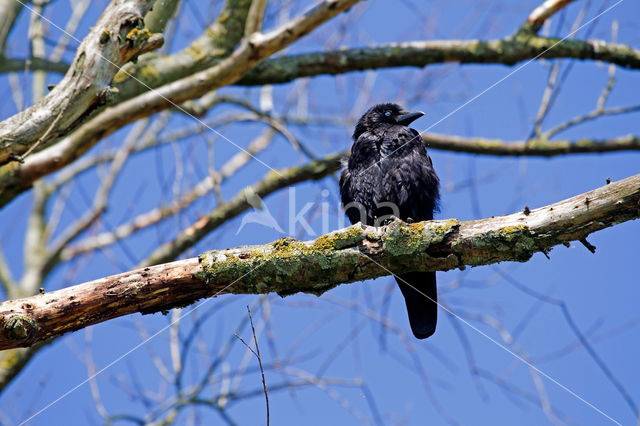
[395,271,438,339]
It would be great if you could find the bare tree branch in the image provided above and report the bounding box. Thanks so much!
[143,0,181,34]
[244,0,268,37]
[0,0,361,208]
[0,0,164,165]
[0,56,69,73]
[422,133,640,156]
[139,152,343,267]
[6,18,640,83]
[60,129,275,261]
[236,36,640,86]
[111,0,254,101]
[523,0,577,34]
[0,173,637,350]
[0,0,25,53]
[2,128,638,211]
[544,105,640,139]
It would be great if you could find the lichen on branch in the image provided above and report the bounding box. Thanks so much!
[0,0,164,165]
[0,173,637,351]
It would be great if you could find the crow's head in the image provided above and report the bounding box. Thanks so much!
[353,103,424,140]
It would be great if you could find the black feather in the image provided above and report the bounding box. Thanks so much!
[340,103,440,339]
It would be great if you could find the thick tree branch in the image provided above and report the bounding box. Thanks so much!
[1,132,639,211]
[0,0,164,165]
[60,129,275,261]
[143,0,181,34]
[0,0,361,208]
[422,133,640,156]
[139,153,343,267]
[111,0,253,102]
[244,0,268,37]
[0,174,638,350]
[134,132,640,266]
[0,0,24,54]
[236,36,640,86]
[5,32,639,85]
[0,56,69,74]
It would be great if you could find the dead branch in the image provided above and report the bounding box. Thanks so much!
[0,173,637,350]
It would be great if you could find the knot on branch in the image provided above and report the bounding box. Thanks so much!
[97,86,120,105]
[4,315,38,341]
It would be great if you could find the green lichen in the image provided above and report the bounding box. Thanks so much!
[467,40,496,60]
[137,65,161,82]
[4,315,37,340]
[0,161,20,180]
[430,219,459,237]
[312,225,364,250]
[476,139,507,149]
[454,223,536,266]
[112,70,129,84]
[186,42,208,61]
[382,219,459,256]
[196,219,459,297]
[575,139,599,148]
[382,221,425,256]
[0,349,22,369]
[125,28,152,43]
[197,228,366,297]
[312,235,338,250]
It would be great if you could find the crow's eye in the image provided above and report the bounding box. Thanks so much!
[384,111,391,117]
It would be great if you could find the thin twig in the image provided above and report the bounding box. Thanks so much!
[496,268,638,415]
[234,306,270,426]
[49,0,91,62]
[524,0,577,33]
[544,104,640,139]
[529,62,561,139]
[596,21,619,112]
[60,129,275,260]
[18,94,73,162]
[245,0,268,36]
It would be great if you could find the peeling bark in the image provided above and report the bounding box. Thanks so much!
[0,173,637,351]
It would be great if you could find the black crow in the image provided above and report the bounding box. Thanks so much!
[340,103,440,339]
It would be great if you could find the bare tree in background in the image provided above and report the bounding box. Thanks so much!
[0,0,638,424]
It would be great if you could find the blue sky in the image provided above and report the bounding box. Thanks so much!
[0,0,639,425]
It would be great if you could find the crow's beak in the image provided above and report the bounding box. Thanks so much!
[395,111,424,125]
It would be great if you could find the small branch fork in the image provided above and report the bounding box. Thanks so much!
[524,0,577,34]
